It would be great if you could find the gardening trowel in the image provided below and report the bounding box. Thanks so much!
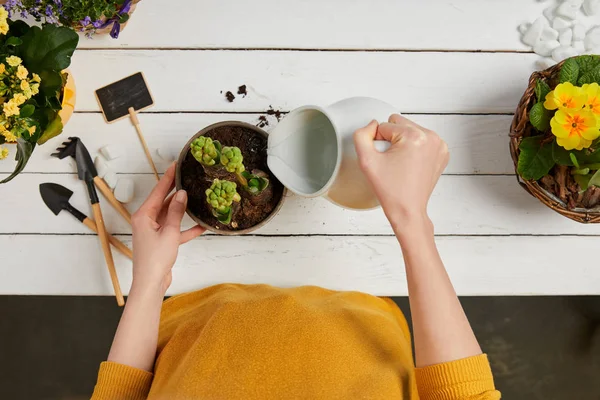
[51,137,124,306]
[39,183,132,260]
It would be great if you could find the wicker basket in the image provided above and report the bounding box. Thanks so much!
[509,58,600,224]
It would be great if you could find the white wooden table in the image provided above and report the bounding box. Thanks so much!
[1,0,599,297]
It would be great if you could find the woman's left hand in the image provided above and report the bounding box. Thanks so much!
[131,163,205,295]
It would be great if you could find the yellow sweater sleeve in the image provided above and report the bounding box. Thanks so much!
[91,361,153,400]
[415,354,501,400]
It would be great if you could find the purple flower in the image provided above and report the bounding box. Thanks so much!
[44,5,53,17]
[92,19,103,29]
[80,16,91,26]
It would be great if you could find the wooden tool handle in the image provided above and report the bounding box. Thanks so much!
[83,217,133,260]
[129,107,160,181]
[91,203,125,307]
[94,176,132,225]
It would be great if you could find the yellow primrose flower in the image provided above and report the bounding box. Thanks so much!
[23,88,32,99]
[2,129,16,143]
[28,126,36,135]
[12,93,26,105]
[30,83,39,96]
[6,56,21,67]
[0,64,6,75]
[0,21,9,36]
[0,146,8,160]
[20,80,29,91]
[16,65,28,80]
[551,109,600,150]
[3,99,19,117]
[32,73,41,83]
[582,83,600,116]
[0,7,8,22]
[544,82,587,111]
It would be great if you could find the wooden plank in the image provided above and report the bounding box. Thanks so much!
[77,0,545,51]
[0,113,514,175]
[4,173,600,236]
[67,50,537,113]
[1,235,598,296]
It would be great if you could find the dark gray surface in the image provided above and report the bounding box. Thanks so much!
[1,296,599,400]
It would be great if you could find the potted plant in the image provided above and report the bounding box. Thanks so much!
[176,122,286,235]
[510,55,600,222]
[0,14,78,184]
[3,0,141,39]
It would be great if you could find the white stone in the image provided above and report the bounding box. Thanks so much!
[541,27,559,41]
[536,58,556,70]
[523,17,549,46]
[585,47,600,54]
[584,0,600,15]
[573,23,587,41]
[114,179,135,204]
[568,0,585,7]
[573,40,587,53]
[556,1,579,19]
[94,155,110,178]
[103,171,119,190]
[156,147,176,163]
[99,145,122,161]
[519,23,531,35]
[552,45,579,62]
[543,5,557,20]
[553,17,573,31]
[559,29,573,46]
[585,26,600,50]
[534,40,561,56]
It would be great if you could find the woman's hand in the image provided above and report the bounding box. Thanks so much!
[131,163,205,295]
[354,114,449,233]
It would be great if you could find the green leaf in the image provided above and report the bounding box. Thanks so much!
[535,79,552,103]
[518,136,556,180]
[119,13,130,23]
[582,163,600,170]
[0,135,5,145]
[17,25,79,73]
[572,167,590,175]
[589,169,600,188]
[215,207,233,225]
[576,55,600,76]
[553,141,600,165]
[37,115,63,145]
[578,66,600,85]
[559,58,580,84]
[5,36,23,47]
[19,104,34,118]
[0,138,35,184]
[529,103,551,131]
[570,153,580,169]
[38,70,63,98]
[574,174,592,191]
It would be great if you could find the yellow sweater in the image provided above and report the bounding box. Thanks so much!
[92,284,501,400]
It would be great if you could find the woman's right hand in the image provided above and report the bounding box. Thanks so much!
[353,114,449,232]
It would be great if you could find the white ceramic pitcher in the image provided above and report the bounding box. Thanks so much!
[267,97,398,210]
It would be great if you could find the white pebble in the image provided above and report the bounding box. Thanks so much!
[573,40,587,52]
[523,17,549,46]
[552,45,579,62]
[100,145,122,161]
[585,47,600,54]
[543,5,557,20]
[536,58,556,70]
[568,0,584,7]
[584,0,600,15]
[519,23,531,35]
[114,179,135,204]
[585,26,600,50]
[94,155,110,179]
[156,147,176,163]
[573,23,587,41]
[103,171,119,190]
[559,29,574,46]
[535,39,561,56]
[553,17,573,31]
[556,1,579,19]
[541,27,559,41]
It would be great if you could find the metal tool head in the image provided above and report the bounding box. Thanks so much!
[39,183,74,215]
[51,137,97,181]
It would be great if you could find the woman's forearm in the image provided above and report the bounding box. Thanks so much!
[393,215,482,368]
[107,282,164,372]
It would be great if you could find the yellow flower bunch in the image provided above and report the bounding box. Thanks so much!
[544,82,600,150]
[0,7,8,36]
[0,146,8,160]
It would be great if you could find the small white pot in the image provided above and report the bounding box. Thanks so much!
[267,97,398,210]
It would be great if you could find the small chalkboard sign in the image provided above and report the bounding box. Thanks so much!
[95,72,154,123]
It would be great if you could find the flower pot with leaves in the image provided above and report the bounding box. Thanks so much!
[0,15,78,184]
[3,0,141,39]
[510,55,600,222]
[176,122,286,235]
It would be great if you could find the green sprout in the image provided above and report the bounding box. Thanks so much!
[205,179,241,225]
[191,137,222,167]
[220,146,245,174]
[241,171,270,195]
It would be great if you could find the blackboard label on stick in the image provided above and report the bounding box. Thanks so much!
[95,72,154,123]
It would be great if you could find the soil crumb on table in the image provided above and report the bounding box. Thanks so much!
[237,85,247,97]
[257,115,269,128]
[181,125,285,231]
[225,91,235,102]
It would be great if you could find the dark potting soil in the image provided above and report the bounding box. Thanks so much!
[237,85,247,97]
[181,125,285,232]
[257,115,269,128]
[225,91,235,102]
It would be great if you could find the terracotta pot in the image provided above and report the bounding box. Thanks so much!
[176,121,287,236]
